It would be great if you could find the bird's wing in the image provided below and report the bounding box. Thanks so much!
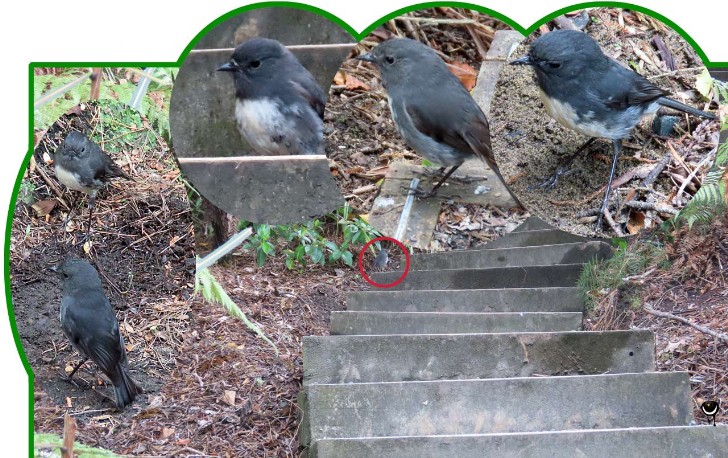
[61,293,126,374]
[592,60,669,109]
[403,98,480,158]
[290,73,326,120]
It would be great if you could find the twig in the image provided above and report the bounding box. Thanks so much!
[624,200,678,215]
[673,148,716,203]
[644,304,728,342]
[640,152,672,187]
[603,207,625,236]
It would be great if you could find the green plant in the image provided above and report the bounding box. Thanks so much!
[578,239,667,310]
[194,265,278,355]
[34,67,176,138]
[674,74,728,228]
[18,180,35,205]
[237,205,381,270]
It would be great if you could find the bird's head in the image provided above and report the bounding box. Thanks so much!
[218,37,294,98]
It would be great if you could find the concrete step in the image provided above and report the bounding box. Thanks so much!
[309,425,728,458]
[511,216,554,232]
[329,311,582,335]
[409,241,611,271]
[476,229,591,249]
[299,372,692,446]
[347,287,584,313]
[371,264,584,290]
[303,330,654,385]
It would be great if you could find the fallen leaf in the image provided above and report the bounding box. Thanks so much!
[222,389,236,406]
[344,73,369,91]
[627,211,645,235]
[31,199,56,216]
[161,427,175,439]
[333,71,346,86]
[447,61,477,90]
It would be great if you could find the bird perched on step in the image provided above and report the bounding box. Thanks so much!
[371,247,389,271]
[510,29,716,229]
[52,259,141,409]
[357,38,523,207]
[217,37,326,155]
[54,131,133,236]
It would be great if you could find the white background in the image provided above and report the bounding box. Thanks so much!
[1,0,724,453]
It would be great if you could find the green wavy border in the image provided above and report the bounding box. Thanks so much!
[9,1,726,455]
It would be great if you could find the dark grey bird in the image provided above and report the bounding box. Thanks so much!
[217,37,326,155]
[357,38,523,207]
[371,247,389,271]
[52,259,141,409]
[510,29,716,229]
[54,131,133,236]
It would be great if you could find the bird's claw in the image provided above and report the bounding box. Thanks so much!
[530,166,581,191]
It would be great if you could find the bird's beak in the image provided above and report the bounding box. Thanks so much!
[509,56,533,66]
[217,62,237,72]
[356,53,377,64]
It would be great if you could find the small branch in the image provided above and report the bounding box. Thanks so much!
[640,152,672,187]
[644,304,728,342]
[673,148,716,204]
[603,207,625,236]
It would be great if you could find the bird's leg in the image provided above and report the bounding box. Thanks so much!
[84,193,97,243]
[428,165,461,195]
[532,137,597,190]
[61,356,92,390]
[596,140,622,230]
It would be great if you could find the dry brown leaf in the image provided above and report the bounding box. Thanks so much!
[447,61,477,91]
[627,211,646,235]
[31,199,56,216]
[161,427,175,438]
[344,73,369,91]
[222,389,236,406]
[333,71,346,86]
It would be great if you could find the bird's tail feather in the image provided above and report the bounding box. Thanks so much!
[462,131,525,210]
[657,97,716,119]
[113,366,142,409]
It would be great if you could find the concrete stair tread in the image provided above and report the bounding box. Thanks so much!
[347,287,584,313]
[309,425,728,457]
[303,330,655,384]
[330,311,583,335]
[472,229,593,249]
[407,241,612,271]
[300,372,692,445]
[371,264,585,290]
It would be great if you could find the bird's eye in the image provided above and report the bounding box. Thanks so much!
[249,60,261,69]
[63,273,69,279]
[385,56,395,64]
[547,61,561,69]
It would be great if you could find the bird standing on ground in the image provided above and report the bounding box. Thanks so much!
[53,259,141,409]
[54,131,133,237]
[357,38,523,208]
[217,37,326,155]
[510,29,716,229]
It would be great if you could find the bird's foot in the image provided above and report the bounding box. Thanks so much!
[60,372,92,390]
[530,166,581,191]
[401,184,437,198]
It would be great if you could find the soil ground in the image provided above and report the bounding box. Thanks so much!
[490,8,719,237]
[12,101,196,454]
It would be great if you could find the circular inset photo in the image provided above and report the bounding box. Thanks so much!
[491,7,719,237]
[324,7,526,251]
[170,6,357,225]
[10,99,195,437]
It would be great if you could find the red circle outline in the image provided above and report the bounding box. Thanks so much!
[358,236,410,288]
